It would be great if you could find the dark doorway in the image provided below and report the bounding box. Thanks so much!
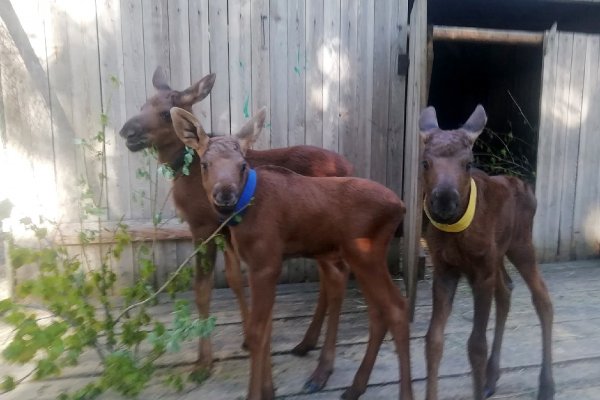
[427,40,543,182]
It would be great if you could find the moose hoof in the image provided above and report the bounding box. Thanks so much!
[341,387,363,400]
[291,342,316,357]
[302,369,332,393]
[241,339,249,351]
[484,387,495,398]
[303,380,324,394]
[537,386,555,400]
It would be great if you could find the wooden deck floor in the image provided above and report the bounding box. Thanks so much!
[3,259,600,399]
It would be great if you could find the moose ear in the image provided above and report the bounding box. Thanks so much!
[236,107,267,154]
[419,106,439,143]
[176,73,216,106]
[152,66,171,91]
[462,104,487,144]
[170,107,209,154]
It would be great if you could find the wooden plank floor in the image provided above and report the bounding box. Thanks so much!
[2,259,600,399]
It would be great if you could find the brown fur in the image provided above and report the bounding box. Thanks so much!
[420,105,554,400]
[118,67,353,388]
[171,109,413,400]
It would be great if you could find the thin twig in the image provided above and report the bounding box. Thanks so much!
[483,128,516,164]
[114,203,250,324]
[507,89,534,131]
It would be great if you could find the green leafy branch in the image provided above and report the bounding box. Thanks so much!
[0,74,231,398]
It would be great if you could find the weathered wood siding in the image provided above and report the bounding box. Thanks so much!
[534,29,600,262]
[403,0,427,316]
[0,0,409,287]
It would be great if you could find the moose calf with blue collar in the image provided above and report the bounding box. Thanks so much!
[170,106,414,400]
[119,67,355,387]
[420,105,554,400]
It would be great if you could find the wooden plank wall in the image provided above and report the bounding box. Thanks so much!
[403,0,427,316]
[0,0,409,287]
[534,30,600,262]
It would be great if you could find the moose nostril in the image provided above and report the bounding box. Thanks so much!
[120,126,135,139]
[213,189,237,207]
[431,187,460,210]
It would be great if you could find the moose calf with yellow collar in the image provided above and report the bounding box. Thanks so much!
[420,105,555,400]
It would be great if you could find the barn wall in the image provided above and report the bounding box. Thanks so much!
[0,0,409,287]
[534,29,600,262]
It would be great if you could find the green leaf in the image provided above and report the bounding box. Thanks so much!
[0,299,14,314]
[165,372,184,391]
[84,205,105,217]
[214,235,226,251]
[3,309,26,326]
[139,259,156,281]
[2,337,37,363]
[0,375,16,392]
[19,217,32,226]
[101,351,153,396]
[65,382,104,400]
[152,212,162,226]
[136,168,149,179]
[9,246,35,269]
[35,359,60,379]
[99,113,108,127]
[157,164,175,180]
[34,227,48,240]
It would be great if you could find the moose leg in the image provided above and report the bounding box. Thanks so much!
[349,254,413,400]
[425,266,460,400]
[485,264,513,397]
[304,260,349,393]
[508,244,554,400]
[223,242,250,349]
[246,261,281,400]
[261,316,275,398]
[292,273,328,356]
[192,239,217,376]
[341,306,387,400]
[468,273,494,400]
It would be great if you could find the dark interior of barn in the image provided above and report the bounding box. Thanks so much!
[428,42,542,181]
[425,0,600,183]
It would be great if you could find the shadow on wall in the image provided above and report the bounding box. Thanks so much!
[0,0,173,224]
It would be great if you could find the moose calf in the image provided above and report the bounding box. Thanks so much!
[420,105,554,400]
[171,106,414,400]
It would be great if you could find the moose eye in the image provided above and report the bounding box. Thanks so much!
[160,111,171,122]
[200,161,209,170]
[421,160,430,170]
[241,162,247,172]
[466,161,474,171]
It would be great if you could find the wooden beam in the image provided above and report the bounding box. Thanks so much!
[432,26,544,46]
[8,220,193,246]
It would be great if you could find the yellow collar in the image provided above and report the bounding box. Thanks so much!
[424,178,477,233]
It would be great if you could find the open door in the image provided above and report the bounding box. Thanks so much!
[403,0,428,319]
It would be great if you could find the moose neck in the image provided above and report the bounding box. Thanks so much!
[156,140,189,167]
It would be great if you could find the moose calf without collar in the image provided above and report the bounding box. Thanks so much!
[420,105,555,400]
[171,106,414,400]
[118,67,353,386]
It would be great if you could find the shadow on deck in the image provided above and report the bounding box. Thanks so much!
[3,259,600,399]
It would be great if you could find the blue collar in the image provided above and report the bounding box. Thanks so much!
[222,168,257,226]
